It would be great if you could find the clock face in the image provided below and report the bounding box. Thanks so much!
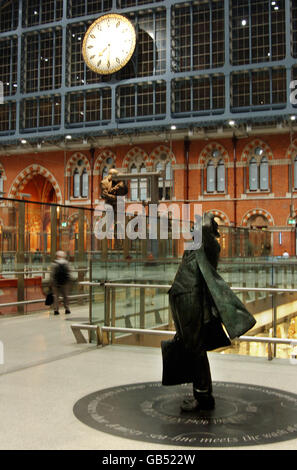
[82,14,136,75]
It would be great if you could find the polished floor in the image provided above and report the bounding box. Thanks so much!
[0,306,297,450]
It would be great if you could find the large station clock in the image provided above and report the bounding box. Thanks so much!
[82,13,136,75]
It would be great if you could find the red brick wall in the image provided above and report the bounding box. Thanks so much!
[0,132,296,256]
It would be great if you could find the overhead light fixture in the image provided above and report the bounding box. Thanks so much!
[65,135,72,140]
[229,120,235,127]
[21,139,27,144]
[241,19,247,26]
[291,116,296,121]
[171,125,176,130]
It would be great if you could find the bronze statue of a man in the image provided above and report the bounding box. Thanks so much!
[162,213,256,412]
[101,169,128,206]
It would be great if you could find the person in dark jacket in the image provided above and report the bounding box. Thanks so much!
[50,251,72,315]
[167,213,256,412]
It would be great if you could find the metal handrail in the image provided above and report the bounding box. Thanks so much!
[79,281,297,293]
[100,326,297,346]
[77,281,297,361]
[0,268,89,275]
[0,293,88,308]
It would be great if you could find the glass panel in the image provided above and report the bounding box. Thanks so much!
[130,164,138,201]
[249,157,258,190]
[216,159,225,192]
[165,162,172,181]
[73,170,80,198]
[206,160,215,192]
[259,157,269,190]
[102,166,108,179]
[140,165,147,201]
[0,199,91,316]
[81,169,88,198]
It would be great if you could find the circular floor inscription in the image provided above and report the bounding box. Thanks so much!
[73,381,297,447]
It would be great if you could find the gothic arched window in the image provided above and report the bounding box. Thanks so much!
[217,159,225,192]
[81,168,89,198]
[129,159,148,201]
[72,161,89,198]
[0,172,4,195]
[101,156,114,180]
[249,157,258,191]
[206,158,225,193]
[206,159,215,193]
[259,156,269,191]
[248,149,270,192]
[156,160,173,200]
[73,168,80,198]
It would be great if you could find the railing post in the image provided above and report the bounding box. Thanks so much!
[88,258,93,343]
[140,286,145,329]
[268,342,273,361]
[17,201,25,314]
[111,287,116,343]
[78,209,85,304]
[272,292,278,358]
[50,206,57,261]
[104,285,111,344]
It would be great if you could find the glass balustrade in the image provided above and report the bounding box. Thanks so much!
[0,197,297,362]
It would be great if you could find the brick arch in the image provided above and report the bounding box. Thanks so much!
[0,163,7,180]
[241,139,273,163]
[286,138,297,160]
[149,145,177,167]
[67,212,90,228]
[207,210,230,226]
[122,147,149,169]
[8,165,63,204]
[94,149,117,175]
[198,142,230,166]
[241,209,274,227]
[66,152,91,176]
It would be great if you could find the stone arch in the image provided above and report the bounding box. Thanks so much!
[122,147,149,169]
[206,210,230,226]
[67,212,90,228]
[8,165,63,204]
[241,208,274,227]
[241,139,273,163]
[66,152,91,176]
[149,145,177,167]
[0,163,7,181]
[286,138,297,161]
[198,142,230,166]
[94,149,117,175]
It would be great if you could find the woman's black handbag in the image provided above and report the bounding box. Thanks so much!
[45,291,54,306]
[161,336,196,386]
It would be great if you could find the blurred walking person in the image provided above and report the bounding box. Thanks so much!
[50,251,72,315]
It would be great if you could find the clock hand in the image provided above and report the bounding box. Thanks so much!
[107,44,111,69]
[98,45,108,57]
